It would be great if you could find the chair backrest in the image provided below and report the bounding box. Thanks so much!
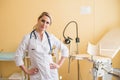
[87,28,120,58]
[87,42,99,56]
[98,28,120,58]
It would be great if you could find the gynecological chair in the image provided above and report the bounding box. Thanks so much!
[70,28,120,80]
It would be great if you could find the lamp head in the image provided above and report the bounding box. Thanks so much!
[64,36,72,44]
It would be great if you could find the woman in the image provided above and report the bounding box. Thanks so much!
[14,12,69,80]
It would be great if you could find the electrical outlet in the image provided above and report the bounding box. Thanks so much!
[80,6,91,14]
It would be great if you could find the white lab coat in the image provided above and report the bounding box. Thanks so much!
[14,31,69,80]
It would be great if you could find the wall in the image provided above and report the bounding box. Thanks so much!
[94,0,120,42]
[0,0,120,80]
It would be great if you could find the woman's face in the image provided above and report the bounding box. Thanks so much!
[37,15,51,32]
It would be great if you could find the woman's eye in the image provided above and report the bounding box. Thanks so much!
[41,19,50,24]
[41,19,45,23]
[46,21,50,24]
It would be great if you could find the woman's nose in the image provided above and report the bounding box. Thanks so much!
[43,22,46,26]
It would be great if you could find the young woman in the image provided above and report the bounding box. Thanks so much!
[14,12,69,80]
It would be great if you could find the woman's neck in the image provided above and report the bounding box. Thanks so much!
[37,29,44,40]
[39,31,44,37]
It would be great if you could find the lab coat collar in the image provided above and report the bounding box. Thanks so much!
[35,31,47,42]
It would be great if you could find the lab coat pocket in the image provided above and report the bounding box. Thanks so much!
[28,39,37,52]
[50,68,58,80]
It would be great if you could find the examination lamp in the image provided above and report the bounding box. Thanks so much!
[63,21,81,80]
[63,21,80,44]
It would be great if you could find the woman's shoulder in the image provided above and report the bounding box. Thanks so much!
[22,33,31,41]
[47,32,61,43]
[23,33,30,38]
[46,32,56,38]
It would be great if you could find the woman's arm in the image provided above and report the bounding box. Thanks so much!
[57,56,66,68]
[15,34,39,75]
[50,34,69,69]
[50,56,66,69]
[20,65,38,75]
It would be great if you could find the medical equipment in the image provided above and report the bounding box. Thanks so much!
[69,28,120,80]
[63,21,80,44]
[63,21,81,80]
[30,29,54,55]
[0,52,15,61]
[0,52,25,80]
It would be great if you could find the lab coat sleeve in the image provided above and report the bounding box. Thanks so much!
[14,34,29,66]
[51,34,69,57]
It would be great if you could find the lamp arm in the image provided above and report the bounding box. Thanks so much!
[63,21,80,44]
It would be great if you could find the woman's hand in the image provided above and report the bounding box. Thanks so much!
[25,68,39,75]
[20,65,39,75]
[50,63,60,69]
[50,56,66,69]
